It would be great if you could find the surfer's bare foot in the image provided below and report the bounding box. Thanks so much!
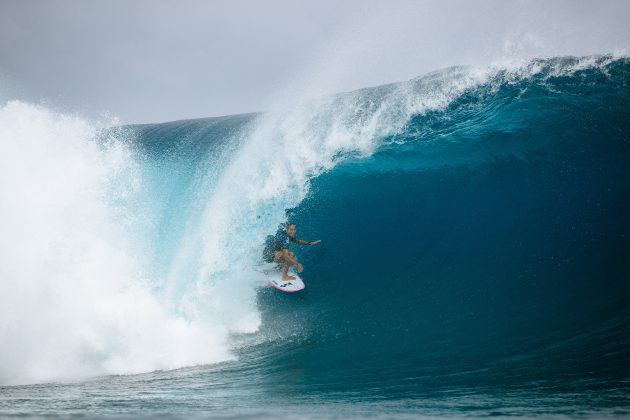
[282,274,295,281]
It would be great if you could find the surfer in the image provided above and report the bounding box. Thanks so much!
[263,223,321,281]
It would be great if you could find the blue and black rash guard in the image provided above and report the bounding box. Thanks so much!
[262,228,299,263]
[273,230,297,251]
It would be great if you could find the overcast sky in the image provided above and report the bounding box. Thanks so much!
[1,0,629,123]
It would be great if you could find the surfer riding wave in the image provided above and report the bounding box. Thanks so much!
[263,223,321,280]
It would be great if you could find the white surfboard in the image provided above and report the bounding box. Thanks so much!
[258,263,306,292]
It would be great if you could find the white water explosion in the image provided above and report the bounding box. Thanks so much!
[0,101,234,385]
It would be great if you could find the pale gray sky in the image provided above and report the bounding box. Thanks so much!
[1,0,629,123]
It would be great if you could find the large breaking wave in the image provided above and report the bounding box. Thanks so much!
[0,55,628,389]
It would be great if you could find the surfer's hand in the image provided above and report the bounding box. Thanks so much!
[297,263,303,273]
[310,240,321,245]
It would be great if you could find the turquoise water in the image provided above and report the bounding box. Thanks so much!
[0,56,629,418]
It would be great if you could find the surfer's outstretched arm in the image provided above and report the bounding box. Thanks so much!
[294,239,321,246]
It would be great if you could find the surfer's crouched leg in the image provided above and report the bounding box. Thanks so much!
[284,251,296,280]
[273,250,295,263]
[273,251,284,269]
[274,250,296,280]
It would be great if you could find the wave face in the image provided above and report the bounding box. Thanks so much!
[268,56,630,398]
[1,55,629,415]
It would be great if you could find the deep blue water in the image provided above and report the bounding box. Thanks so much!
[1,56,629,418]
